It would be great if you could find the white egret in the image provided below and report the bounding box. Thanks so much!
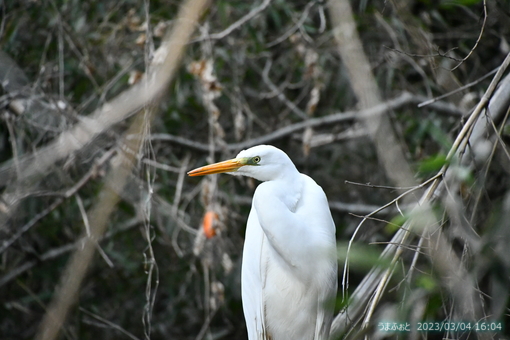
[188,145,337,340]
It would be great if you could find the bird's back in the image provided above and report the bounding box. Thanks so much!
[241,174,337,340]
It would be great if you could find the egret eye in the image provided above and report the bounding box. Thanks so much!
[253,156,261,163]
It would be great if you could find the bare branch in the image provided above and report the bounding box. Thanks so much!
[151,92,463,152]
[0,218,140,288]
[266,1,316,47]
[331,52,510,337]
[418,67,498,108]
[328,1,508,337]
[0,0,207,190]
[80,307,142,340]
[261,58,309,119]
[193,0,273,42]
[451,0,487,71]
[34,1,210,339]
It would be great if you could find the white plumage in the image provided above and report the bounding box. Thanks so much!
[188,145,337,340]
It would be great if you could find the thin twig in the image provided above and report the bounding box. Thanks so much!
[332,53,510,337]
[193,0,273,42]
[376,13,433,98]
[75,194,90,237]
[330,201,401,215]
[266,1,316,47]
[345,180,417,191]
[0,0,208,189]
[488,111,510,161]
[357,52,510,332]
[0,217,140,288]
[261,58,309,119]
[368,241,428,256]
[329,0,507,331]
[0,148,116,255]
[418,67,498,108]
[469,105,510,225]
[34,1,210,339]
[58,19,64,99]
[80,308,142,340]
[384,45,461,62]
[341,172,443,300]
[151,92,463,152]
[451,0,487,71]
[172,155,190,215]
[142,158,181,173]
[445,52,510,162]
[0,198,63,255]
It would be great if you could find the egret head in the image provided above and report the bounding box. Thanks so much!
[188,145,297,182]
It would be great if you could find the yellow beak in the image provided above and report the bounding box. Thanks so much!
[187,158,244,177]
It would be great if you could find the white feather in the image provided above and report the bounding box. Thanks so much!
[236,146,337,340]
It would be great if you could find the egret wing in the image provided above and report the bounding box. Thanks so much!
[241,206,269,340]
[251,177,337,340]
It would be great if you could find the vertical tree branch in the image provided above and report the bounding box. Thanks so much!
[327,0,415,189]
[35,111,149,340]
[327,1,493,337]
[33,0,210,339]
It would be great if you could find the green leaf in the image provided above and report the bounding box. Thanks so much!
[418,153,448,175]
[337,243,392,272]
[440,0,483,9]
[416,275,437,291]
[385,213,409,234]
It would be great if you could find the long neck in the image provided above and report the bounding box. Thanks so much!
[273,158,300,181]
[269,171,303,212]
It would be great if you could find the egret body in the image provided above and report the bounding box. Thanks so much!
[188,145,337,340]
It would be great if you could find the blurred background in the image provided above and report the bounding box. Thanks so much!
[0,0,509,339]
